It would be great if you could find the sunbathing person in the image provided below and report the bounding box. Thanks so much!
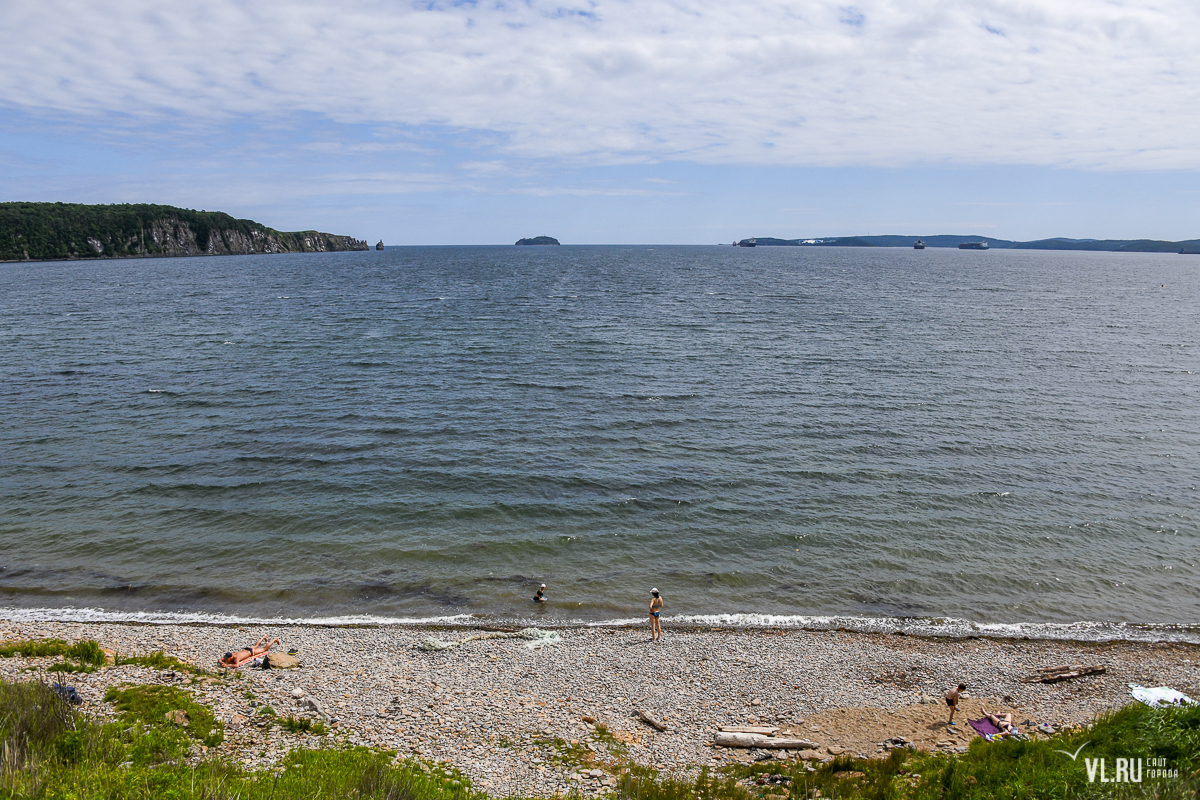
[219,636,281,668]
[981,706,1019,738]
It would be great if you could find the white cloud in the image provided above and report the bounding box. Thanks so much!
[1,0,1198,169]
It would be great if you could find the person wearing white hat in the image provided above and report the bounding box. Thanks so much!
[648,588,663,641]
[534,583,547,603]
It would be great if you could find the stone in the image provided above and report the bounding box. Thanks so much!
[264,652,300,669]
[164,709,189,726]
[750,699,762,706]
[827,746,845,755]
[797,750,824,761]
[291,688,306,699]
[301,698,329,717]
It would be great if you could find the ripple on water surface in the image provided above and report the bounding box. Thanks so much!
[0,246,1197,636]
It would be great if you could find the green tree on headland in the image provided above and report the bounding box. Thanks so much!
[0,202,367,261]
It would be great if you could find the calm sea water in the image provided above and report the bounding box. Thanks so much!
[1,246,1197,640]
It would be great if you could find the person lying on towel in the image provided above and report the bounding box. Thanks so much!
[980,707,1019,739]
[219,636,281,668]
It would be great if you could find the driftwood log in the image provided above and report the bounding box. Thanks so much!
[1020,664,1106,684]
[718,726,780,736]
[636,710,668,731]
[713,732,818,750]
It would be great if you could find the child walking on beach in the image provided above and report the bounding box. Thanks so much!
[945,683,966,725]
[649,588,663,641]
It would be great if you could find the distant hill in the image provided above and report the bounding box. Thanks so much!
[516,236,560,245]
[743,233,1200,252]
[744,236,876,247]
[0,202,368,262]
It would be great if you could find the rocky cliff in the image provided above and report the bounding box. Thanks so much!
[0,202,368,262]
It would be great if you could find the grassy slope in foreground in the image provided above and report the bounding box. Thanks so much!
[0,202,368,261]
[3,649,1199,800]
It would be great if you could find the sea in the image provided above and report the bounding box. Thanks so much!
[1,245,1197,642]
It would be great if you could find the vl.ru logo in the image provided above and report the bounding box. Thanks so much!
[1055,743,1178,782]
[1084,758,1142,783]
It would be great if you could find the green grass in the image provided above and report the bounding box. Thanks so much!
[0,638,71,658]
[4,673,1199,800]
[103,684,224,747]
[593,722,629,758]
[114,649,213,676]
[618,765,755,800]
[1,638,105,665]
[1,677,482,800]
[2,637,107,674]
[280,715,328,735]
[45,661,98,674]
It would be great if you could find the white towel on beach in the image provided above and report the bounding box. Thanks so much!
[1129,684,1195,708]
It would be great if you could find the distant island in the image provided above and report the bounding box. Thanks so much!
[515,236,560,246]
[0,202,368,262]
[734,234,1200,252]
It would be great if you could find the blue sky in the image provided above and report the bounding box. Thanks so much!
[2,0,1198,244]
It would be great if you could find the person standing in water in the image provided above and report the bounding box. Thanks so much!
[648,588,663,641]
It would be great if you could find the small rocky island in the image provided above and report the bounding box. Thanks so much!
[515,236,560,246]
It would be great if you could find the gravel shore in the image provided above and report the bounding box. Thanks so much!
[3,620,1197,796]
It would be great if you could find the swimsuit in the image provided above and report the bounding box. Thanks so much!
[652,612,660,617]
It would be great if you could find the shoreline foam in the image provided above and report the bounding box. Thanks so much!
[4,606,1197,644]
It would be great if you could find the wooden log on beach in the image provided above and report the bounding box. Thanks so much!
[713,732,818,750]
[637,710,667,731]
[1020,665,1106,684]
[718,726,780,736]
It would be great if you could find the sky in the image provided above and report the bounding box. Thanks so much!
[2,0,1198,244]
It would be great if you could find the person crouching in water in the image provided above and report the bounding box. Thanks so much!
[534,583,547,603]
[649,588,663,641]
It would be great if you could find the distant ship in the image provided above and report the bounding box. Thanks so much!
[958,241,989,250]
[913,239,926,249]
[737,238,757,247]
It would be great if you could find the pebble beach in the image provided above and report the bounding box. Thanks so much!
[3,619,1198,796]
